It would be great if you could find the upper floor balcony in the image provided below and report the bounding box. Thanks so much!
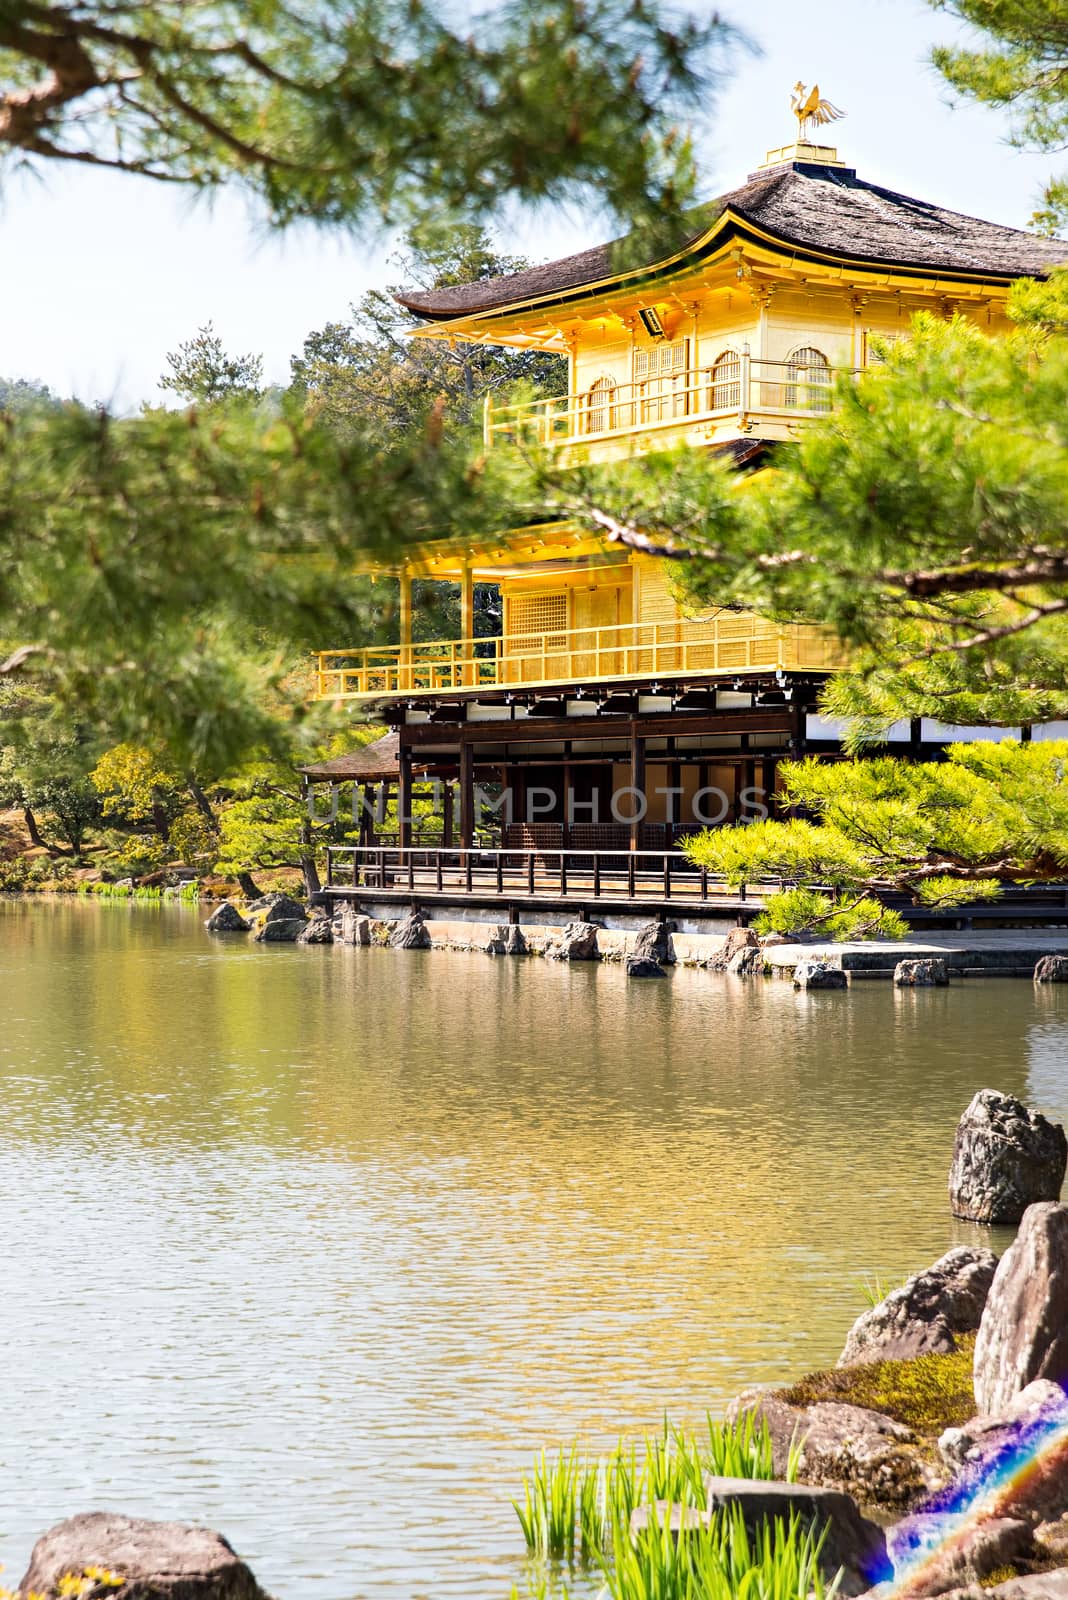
[483,353,853,459]
[316,612,842,702]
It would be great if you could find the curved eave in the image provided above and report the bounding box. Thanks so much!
[405,206,1057,341]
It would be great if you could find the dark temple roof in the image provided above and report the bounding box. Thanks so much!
[300,733,405,782]
[396,162,1068,321]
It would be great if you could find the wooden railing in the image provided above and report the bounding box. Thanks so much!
[317,614,842,699]
[324,844,765,905]
[483,356,852,451]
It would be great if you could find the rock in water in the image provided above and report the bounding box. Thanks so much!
[19,1512,267,1600]
[297,916,333,945]
[260,895,307,925]
[794,960,848,991]
[389,912,432,950]
[707,926,760,972]
[728,945,765,977]
[726,1391,941,1511]
[949,1090,1067,1224]
[895,958,950,987]
[546,922,599,961]
[485,924,528,955]
[254,918,307,943]
[702,1478,890,1596]
[1035,954,1068,984]
[633,920,676,966]
[204,902,250,934]
[838,1246,998,1366]
[625,954,665,978]
[332,906,371,946]
[973,1201,1068,1416]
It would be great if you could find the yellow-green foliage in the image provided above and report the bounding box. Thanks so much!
[685,743,1068,918]
[777,1339,976,1437]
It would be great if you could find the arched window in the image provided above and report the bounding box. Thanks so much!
[586,376,616,435]
[786,346,832,412]
[709,348,741,411]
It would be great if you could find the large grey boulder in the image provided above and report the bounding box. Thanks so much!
[633,920,676,966]
[886,1512,1033,1597]
[949,1091,1067,1224]
[260,895,307,925]
[625,954,665,978]
[297,916,333,945]
[18,1513,266,1600]
[332,905,371,946]
[728,945,766,976]
[707,926,760,972]
[895,958,950,988]
[1035,954,1068,984]
[939,1379,1068,1525]
[204,902,250,934]
[254,918,306,943]
[485,924,528,956]
[839,1247,998,1366]
[546,922,599,961]
[389,912,432,950]
[727,1390,942,1511]
[794,960,848,991]
[973,1202,1068,1415]
[631,1479,889,1597]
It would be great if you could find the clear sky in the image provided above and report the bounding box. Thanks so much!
[0,0,1058,410]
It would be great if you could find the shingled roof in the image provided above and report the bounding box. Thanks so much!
[396,161,1067,321]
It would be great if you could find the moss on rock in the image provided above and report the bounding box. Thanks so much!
[776,1337,976,1438]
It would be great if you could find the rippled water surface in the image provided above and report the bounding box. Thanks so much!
[2,898,1067,1598]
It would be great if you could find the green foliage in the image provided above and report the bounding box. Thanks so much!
[160,324,264,406]
[0,0,739,238]
[686,742,1068,913]
[515,1414,786,1567]
[752,888,907,943]
[600,1502,834,1600]
[778,1338,976,1437]
[91,744,183,828]
[930,0,1068,231]
[292,228,566,444]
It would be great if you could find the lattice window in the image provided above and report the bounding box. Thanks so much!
[508,592,569,656]
[586,375,616,435]
[632,339,690,421]
[785,346,832,411]
[709,348,741,410]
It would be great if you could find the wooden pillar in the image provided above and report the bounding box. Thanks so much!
[460,560,474,687]
[667,744,681,848]
[459,740,475,849]
[629,732,646,852]
[442,779,454,847]
[397,748,413,850]
[399,570,413,690]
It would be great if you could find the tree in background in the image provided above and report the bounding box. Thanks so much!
[931,0,1068,232]
[0,683,101,855]
[291,226,565,443]
[160,325,263,406]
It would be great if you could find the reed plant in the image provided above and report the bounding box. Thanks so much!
[514,1413,798,1567]
[601,1501,836,1600]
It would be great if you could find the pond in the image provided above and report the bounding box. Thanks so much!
[1,898,1065,1599]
